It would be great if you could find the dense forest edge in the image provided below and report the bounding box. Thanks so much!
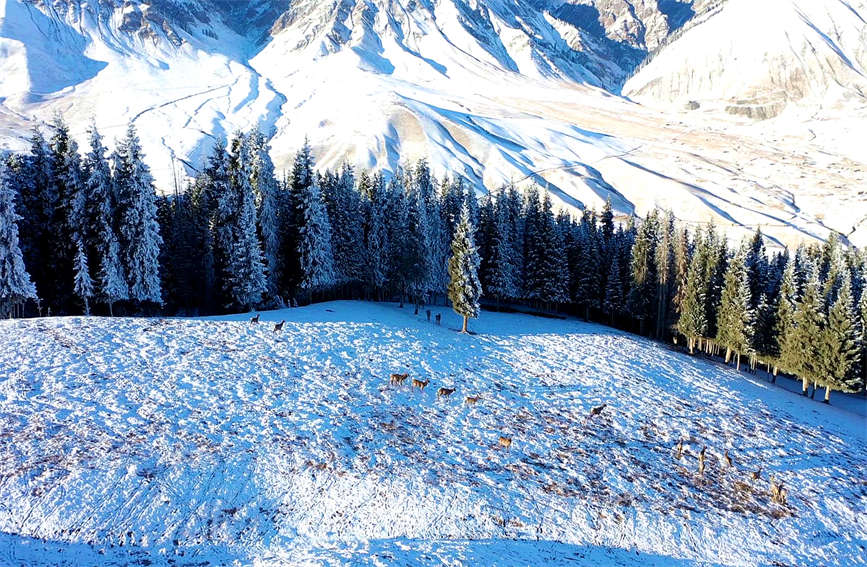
[0,118,865,404]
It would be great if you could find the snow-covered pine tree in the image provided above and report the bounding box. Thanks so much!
[114,122,163,306]
[10,129,55,314]
[47,118,81,310]
[603,254,625,324]
[745,228,768,309]
[413,160,447,299]
[227,133,267,310]
[249,130,283,300]
[386,173,412,302]
[73,238,94,315]
[523,188,569,307]
[628,210,659,335]
[817,274,862,402]
[654,210,676,338]
[84,123,128,314]
[540,192,570,307]
[678,237,708,354]
[406,182,432,304]
[789,271,825,396]
[775,251,803,378]
[600,199,615,245]
[858,274,867,391]
[702,222,728,343]
[672,226,691,318]
[448,203,482,333]
[571,211,600,320]
[0,158,38,317]
[716,244,755,370]
[192,140,232,310]
[504,184,525,293]
[293,146,335,298]
[485,189,520,303]
[364,172,390,299]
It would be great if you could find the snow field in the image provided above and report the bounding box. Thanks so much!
[0,301,864,565]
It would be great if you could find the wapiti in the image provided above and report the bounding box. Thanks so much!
[674,439,683,460]
[250,313,260,324]
[498,436,512,450]
[724,449,733,468]
[770,477,787,505]
[698,446,707,476]
[465,395,481,405]
[589,404,607,418]
[751,468,762,481]
[435,313,441,325]
[412,378,430,390]
[390,373,409,386]
[273,320,285,332]
[437,387,456,398]
[426,309,431,322]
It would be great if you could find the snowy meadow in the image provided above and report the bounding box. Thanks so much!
[0,302,864,566]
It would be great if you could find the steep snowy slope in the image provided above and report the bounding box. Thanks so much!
[623,0,867,118]
[0,302,865,566]
[0,0,865,247]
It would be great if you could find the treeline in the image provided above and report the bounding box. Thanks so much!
[0,119,865,401]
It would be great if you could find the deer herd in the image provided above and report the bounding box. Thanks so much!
[675,440,787,506]
[251,313,789,508]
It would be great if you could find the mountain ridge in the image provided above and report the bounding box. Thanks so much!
[0,0,865,247]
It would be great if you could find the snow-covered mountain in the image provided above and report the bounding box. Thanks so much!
[624,0,867,118]
[0,0,865,247]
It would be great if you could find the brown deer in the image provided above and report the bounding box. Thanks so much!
[412,378,430,390]
[273,320,285,332]
[435,313,441,325]
[498,436,512,449]
[437,387,455,398]
[724,449,733,468]
[465,395,481,405]
[770,477,787,505]
[698,446,707,476]
[250,313,260,324]
[589,404,607,418]
[674,439,683,460]
[390,373,409,386]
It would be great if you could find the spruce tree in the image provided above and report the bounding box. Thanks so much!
[483,189,520,303]
[294,160,335,297]
[448,203,482,333]
[628,211,659,334]
[776,253,803,377]
[16,129,56,307]
[227,133,267,310]
[858,276,867,391]
[84,123,128,314]
[249,131,283,299]
[114,123,163,306]
[817,275,862,402]
[0,159,38,317]
[364,173,390,299]
[654,211,676,338]
[678,246,708,353]
[789,274,825,395]
[73,238,94,315]
[603,254,625,323]
[716,245,755,370]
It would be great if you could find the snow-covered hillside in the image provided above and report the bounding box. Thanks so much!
[0,0,865,247]
[624,0,867,117]
[0,302,864,566]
